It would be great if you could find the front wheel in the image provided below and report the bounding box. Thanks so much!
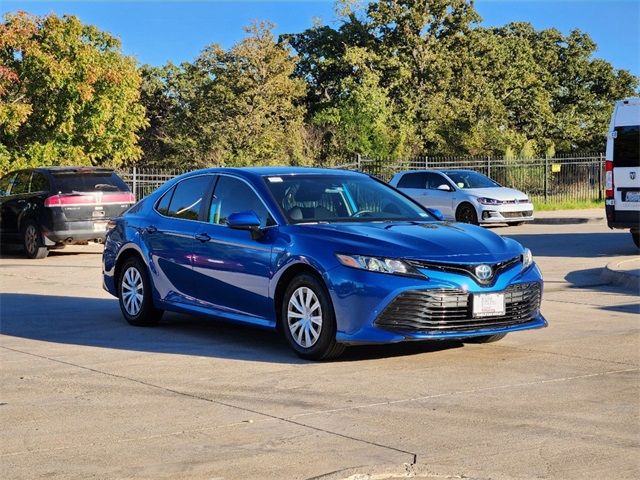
[456,203,479,225]
[118,257,163,326]
[22,220,49,259]
[282,273,345,360]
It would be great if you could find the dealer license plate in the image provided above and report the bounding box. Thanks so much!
[625,191,640,202]
[472,293,505,317]
[93,221,108,232]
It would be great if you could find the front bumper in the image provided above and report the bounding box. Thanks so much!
[477,203,534,224]
[327,261,546,345]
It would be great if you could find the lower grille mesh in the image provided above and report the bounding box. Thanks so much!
[375,282,541,332]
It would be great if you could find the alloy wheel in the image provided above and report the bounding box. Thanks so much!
[24,224,38,256]
[287,286,323,348]
[121,266,144,316]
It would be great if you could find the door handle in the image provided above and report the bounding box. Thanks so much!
[195,232,211,242]
[145,225,158,234]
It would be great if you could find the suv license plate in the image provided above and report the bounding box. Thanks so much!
[93,221,108,232]
[473,293,505,317]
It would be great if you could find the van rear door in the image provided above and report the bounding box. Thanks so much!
[612,125,640,211]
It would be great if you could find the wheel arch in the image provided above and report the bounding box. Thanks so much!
[272,262,329,331]
[113,245,146,294]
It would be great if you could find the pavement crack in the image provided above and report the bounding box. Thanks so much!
[0,345,417,464]
[492,344,640,367]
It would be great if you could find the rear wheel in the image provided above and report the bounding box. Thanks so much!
[118,257,163,326]
[22,220,49,259]
[281,273,345,360]
[465,333,507,344]
[632,229,640,249]
[456,203,479,225]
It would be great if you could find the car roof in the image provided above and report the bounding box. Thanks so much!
[185,166,367,179]
[34,166,114,173]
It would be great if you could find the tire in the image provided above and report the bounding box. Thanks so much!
[465,333,507,344]
[507,221,524,227]
[456,203,479,225]
[117,256,163,326]
[22,220,49,259]
[632,230,640,249]
[281,273,346,360]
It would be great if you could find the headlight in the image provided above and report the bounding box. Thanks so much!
[477,197,503,205]
[336,254,425,278]
[522,248,533,269]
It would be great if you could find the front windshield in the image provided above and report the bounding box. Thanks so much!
[444,171,499,189]
[264,174,433,223]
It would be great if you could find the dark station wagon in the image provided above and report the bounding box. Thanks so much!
[0,167,135,258]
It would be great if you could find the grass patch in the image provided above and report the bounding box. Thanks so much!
[533,199,604,211]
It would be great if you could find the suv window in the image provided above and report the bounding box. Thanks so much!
[165,176,211,220]
[51,171,129,193]
[210,176,273,227]
[11,171,32,195]
[0,172,16,196]
[30,172,50,192]
[614,126,640,168]
[397,172,428,189]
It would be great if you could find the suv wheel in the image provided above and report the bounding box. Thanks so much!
[118,256,163,326]
[282,273,345,360]
[22,220,49,259]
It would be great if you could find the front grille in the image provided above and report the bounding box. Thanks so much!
[502,210,533,218]
[375,282,541,333]
[406,256,521,286]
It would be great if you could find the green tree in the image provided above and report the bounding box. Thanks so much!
[187,21,309,167]
[0,12,147,173]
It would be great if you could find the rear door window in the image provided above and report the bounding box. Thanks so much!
[397,173,427,189]
[614,126,640,167]
[10,171,32,195]
[51,171,129,193]
[165,176,212,221]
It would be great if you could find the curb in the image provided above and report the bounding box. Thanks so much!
[601,258,640,291]
[532,216,604,225]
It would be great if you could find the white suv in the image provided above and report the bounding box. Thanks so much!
[605,97,640,248]
[390,169,534,226]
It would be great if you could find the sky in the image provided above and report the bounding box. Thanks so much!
[2,1,639,76]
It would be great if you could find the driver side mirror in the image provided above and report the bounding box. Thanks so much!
[436,184,452,192]
[228,211,263,239]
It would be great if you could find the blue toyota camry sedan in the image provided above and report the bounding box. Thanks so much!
[102,168,546,360]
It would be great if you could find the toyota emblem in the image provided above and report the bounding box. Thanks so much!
[475,264,493,281]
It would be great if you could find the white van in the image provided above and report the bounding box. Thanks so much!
[605,97,640,248]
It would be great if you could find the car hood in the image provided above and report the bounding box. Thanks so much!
[292,221,522,263]
[462,187,528,201]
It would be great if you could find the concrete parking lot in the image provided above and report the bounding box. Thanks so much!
[1,213,638,480]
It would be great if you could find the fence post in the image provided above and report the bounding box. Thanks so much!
[133,165,137,200]
[356,153,362,171]
[544,157,548,202]
[487,156,491,178]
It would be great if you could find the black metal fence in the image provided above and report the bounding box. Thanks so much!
[119,153,605,204]
[339,153,605,204]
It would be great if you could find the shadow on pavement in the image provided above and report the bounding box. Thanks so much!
[0,293,462,363]
[506,232,636,258]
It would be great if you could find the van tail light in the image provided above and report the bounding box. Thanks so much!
[605,160,614,199]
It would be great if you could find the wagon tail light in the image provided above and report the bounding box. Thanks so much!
[44,192,136,207]
[605,159,614,199]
